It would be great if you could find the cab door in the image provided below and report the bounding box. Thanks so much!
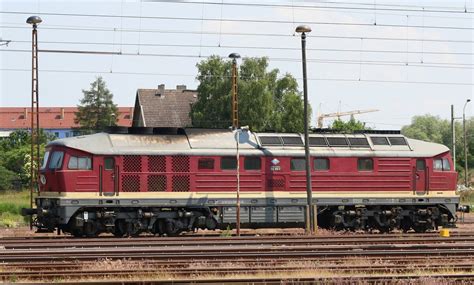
[101,157,116,194]
[415,159,427,194]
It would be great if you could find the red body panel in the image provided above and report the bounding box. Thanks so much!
[40,147,457,193]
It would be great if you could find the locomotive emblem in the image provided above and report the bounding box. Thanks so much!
[270,158,281,171]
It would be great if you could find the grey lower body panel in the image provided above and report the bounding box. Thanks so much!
[37,195,459,226]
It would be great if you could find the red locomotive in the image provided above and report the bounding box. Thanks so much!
[23,128,460,237]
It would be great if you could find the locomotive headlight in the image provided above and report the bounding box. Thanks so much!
[40,174,46,185]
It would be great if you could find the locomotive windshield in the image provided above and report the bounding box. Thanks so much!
[40,151,50,170]
[48,151,64,170]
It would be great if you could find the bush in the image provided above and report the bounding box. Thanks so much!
[0,165,15,190]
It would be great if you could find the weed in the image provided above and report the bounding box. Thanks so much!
[220,225,233,237]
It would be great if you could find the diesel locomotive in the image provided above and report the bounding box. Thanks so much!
[22,128,460,237]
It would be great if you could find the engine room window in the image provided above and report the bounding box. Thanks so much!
[68,156,92,170]
[198,158,214,170]
[433,159,443,171]
[221,157,237,170]
[291,158,305,171]
[244,157,261,170]
[314,158,330,171]
[48,151,64,169]
[358,158,373,171]
[442,158,451,171]
[41,151,50,170]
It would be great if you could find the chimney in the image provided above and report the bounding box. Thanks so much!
[176,85,186,91]
[60,108,65,120]
[156,84,165,96]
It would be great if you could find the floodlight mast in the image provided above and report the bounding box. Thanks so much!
[26,15,42,230]
[295,25,315,234]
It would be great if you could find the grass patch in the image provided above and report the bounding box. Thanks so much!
[0,190,30,227]
[459,190,474,205]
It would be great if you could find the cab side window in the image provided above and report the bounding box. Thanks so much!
[68,156,92,170]
[434,158,451,171]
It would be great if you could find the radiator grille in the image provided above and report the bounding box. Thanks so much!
[122,175,140,192]
[147,175,167,192]
[172,175,190,192]
[172,156,190,172]
[148,156,166,172]
[123,156,142,172]
[267,179,285,190]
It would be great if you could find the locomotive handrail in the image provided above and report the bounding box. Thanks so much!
[99,165,103,196]
[426,166,430,194]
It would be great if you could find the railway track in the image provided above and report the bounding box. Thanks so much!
[1,233,473,283]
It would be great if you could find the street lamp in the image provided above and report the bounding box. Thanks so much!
[295,25,314,234]
[27,15,42,229]
[463,99,471,187]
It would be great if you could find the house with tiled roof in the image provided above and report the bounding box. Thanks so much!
[0,107,133,138]
[132,84,198,128]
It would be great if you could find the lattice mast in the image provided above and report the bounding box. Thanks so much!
[229,53,240,129]
[27,16,42,229]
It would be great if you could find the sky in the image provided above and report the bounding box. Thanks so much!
[0,0,473,129]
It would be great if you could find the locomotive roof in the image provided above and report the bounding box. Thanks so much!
[47,128,449,158]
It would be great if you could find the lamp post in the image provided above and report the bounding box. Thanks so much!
[27,15,42,229]
[229,52,241,236]
[463,99,471,187]
[295,25,314,234]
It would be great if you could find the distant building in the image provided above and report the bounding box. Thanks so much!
[0,107,133,139]
[132,84,198,128]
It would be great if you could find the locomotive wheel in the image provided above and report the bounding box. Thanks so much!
[126,221,142,237]
[164,219,181,237]
[116,220,141,237]
[83,221,99,237]
[114,220,126,237]
[71,227,84,238]
[153,220,165,236]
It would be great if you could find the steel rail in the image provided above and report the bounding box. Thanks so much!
[4,236,474,250]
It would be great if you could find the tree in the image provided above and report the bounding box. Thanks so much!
[75,76,119,133]
[0,130,53,190]
[330,116,367,133]
[401,115,474,175]
[190,56,309,132]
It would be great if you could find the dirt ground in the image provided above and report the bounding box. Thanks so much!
[1,213,473,238]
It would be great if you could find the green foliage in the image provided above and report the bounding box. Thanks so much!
[191,56,309,132]
[0,130,50,189]
[330,116,367,133]
[401,115,474,170]
[0,165,15,190]
[75,76,119,133]
[401,115,451,145]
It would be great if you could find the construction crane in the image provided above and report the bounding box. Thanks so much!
[317,109,379,128]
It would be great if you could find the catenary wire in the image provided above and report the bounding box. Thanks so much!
[2,25,473,45]
[1,68,473,86]
[0,10,472,31]
[1,48,472,69]
[143,0,473,14]
[8,39,474,56]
